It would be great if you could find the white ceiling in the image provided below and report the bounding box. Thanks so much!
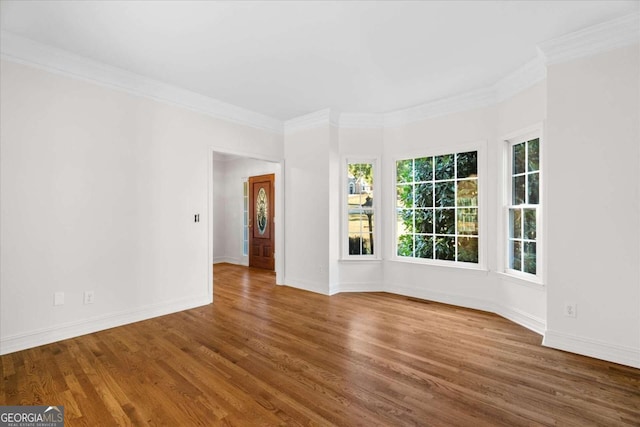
[1,1,638,121]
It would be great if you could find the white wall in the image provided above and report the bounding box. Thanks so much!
[284,124,334,294]
[544,45,640,367]
[0,60,282,354]
[212,157,227,263]
[494,81,548,333]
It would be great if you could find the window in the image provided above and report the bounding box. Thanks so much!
[395,151,479,264]
[243,181,248,256]
[507,137,540,276]
[345,160,377,257]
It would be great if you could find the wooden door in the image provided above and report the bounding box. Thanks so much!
[249,174,275,270]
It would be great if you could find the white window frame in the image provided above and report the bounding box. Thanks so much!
[242,180,249,257]
[391,142,486,270]
[342,157,380,260]
[502,126,544,285]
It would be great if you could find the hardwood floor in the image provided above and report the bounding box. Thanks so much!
[2,263,639,426]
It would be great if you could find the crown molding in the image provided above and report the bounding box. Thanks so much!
[0,31,284,134]
[494,57,547,102]
[284,108,339,134]
[384,87,497,128]
[3,13,636,134]
[538,12,640,65]
[338,113,385,129]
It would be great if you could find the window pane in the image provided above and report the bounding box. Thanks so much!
[397,184,413,208]
[348,234,363,255]
[457,179,477,206]
[435,236,455,260]
[524,242,536,274]
[435,154,455,180]
[457,151,477,179]
[513,142,526,174]
[435,209,455,234]
[524,209,536,240]
[415,209,434,233]
[513,176,526,205]
[397,234,414,257]
[528,138,539,172]
[396,159,413,183]
[414,157,433,181]
[458,208,478,235]
[415,235,434,259]
[509,209,522,239]
[435,181,455,207]
[510,240,522,271]
[458,237,478,263]
[528,172,539,204]
[415,183,434,208]
[397,209,414,234]
[348,212,364,234]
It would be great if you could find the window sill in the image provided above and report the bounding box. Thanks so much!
[389,257,489,274]
[494,271,545,289]
[339,257,383,263]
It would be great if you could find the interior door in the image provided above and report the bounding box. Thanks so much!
[249,173,275,270]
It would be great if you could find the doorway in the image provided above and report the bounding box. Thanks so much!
[248,173,275,270]
[208,149,283,299]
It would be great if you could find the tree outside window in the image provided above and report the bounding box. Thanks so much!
[396,151,479,264]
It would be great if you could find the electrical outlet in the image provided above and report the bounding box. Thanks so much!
[84,291,95,305]
[54,292,64,306]
[564,303,577,318]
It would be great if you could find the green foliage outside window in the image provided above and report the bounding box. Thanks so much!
[348,162,374,256]
[396,151,479,263]
[509,138,540,275]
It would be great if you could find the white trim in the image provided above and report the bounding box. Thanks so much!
[502,128,544,282]
[543,330,640,369]
[494,57,547,102]
[391,140,487,269]
[386,283,495,314]
[342,156,380,260]
[537,12,640,65]
[0,31,283,134]
[384,87,496,128]
[213,256,244,265]
[284,277,330,296]
[331,282,384,295]
[284,108,339,134]
[386,282,545,336]
[494,305,546,335]
[3,13,637,133]
[0,295,210,356]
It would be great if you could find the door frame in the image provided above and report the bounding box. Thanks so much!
[208,146,285,301]
[248,173,276,270]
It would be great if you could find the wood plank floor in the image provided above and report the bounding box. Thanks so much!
[2,263,639,426]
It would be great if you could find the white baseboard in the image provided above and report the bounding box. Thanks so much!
[330,282,384,295]
[494,305,546,335]
[386,283,496,314]
[543,330,640,369]
[0,295,211,356]
[387,283,546,336]
[284,277,330,295]
[213,256,244,265]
